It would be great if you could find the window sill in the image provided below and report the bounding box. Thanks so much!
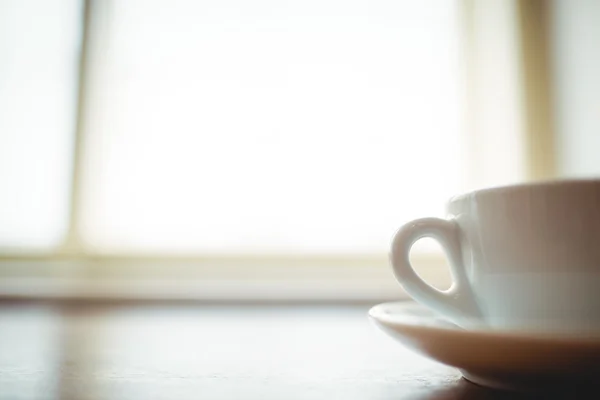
[0,255,450,303]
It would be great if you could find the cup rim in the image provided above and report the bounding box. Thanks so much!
[448,177,600,204]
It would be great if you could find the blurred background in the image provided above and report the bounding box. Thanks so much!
[0,0,598,302]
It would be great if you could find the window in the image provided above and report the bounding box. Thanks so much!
[0,0,81,252]
[78,0,465,255]
[1,0,555,300]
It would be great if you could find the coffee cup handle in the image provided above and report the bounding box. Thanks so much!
[390,217,482,327]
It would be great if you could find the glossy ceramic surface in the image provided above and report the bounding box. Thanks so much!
[369,301,600,392]
[390,179,600,331]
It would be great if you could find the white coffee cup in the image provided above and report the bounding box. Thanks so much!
[390,179,600,333]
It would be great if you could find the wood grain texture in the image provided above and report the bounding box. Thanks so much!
[0,302,592,399]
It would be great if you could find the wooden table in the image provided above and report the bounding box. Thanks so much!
[0,301,591,399]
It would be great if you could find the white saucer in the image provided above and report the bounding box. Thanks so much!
[369,301,600,392]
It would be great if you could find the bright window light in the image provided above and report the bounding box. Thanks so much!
[0,0,80,251]
[79,0,465,255]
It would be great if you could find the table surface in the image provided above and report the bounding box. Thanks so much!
[0,301,592,399]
